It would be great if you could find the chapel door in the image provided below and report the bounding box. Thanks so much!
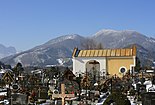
[86,60,100,83]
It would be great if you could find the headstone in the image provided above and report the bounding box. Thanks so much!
[142,92,155,105]
[140,78,145,84]
[12,84,19,92]
[136,83,141,91]
[2,72,14,84]
[11,93,27,105]
[139,85,146,94]
[38,86,48,99]
[152,76,155,85]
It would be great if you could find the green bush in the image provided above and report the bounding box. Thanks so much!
[103,92,131,105]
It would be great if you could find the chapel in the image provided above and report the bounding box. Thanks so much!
[72,45,136,79]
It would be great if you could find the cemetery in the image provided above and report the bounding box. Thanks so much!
[0,46,155,105]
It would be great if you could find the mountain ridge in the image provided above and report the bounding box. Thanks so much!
[0,44,16,59]
[1,29,155,67]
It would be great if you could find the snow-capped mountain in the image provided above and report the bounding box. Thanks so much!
[1,29,155,67]
[1,34,85,67]
[0,44,16,59]
[93,29,155,50]
[93,29,155,66]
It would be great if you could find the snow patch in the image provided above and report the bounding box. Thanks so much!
[148,38,155,43]
[57,58,65,65]
[94,29,137,37]
[46,34,78,45]
[14,53,27,64]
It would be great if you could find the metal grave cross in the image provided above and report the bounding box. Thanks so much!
[2,72,14,84]
[52,84,75,105]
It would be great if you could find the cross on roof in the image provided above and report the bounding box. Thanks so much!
[52,84,75,105]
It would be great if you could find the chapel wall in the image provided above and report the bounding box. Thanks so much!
[107,57,134,77]
[73,57,106,75]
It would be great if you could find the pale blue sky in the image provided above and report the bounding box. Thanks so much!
[0,0,155,51]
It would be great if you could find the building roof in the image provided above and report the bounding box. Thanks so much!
[72,45,136,57]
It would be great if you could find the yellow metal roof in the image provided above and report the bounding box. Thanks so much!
[121,49,126,56]
[90,50,95,56]
[107,50,111,56]
[94,50,99,57]
[72,45,137,57]
[98,50,103,57]
[116,49,121,56]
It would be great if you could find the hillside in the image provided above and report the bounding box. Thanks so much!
[1,29,155,67]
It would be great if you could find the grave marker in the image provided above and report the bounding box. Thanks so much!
[142,92,155,105]
[38,86,48,99]
[2,72,14,84]
[52,84,75,105]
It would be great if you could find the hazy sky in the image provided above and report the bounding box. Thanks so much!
[0,0,155,51]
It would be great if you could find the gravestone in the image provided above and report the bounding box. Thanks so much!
[2,72,14,84]
[152,76,155,85]
[11,93,27,105]
[12,84,19,92]
[38,86,48,99]
[142,92,155,105]
[139,84,146,94]
[136,83,141,91]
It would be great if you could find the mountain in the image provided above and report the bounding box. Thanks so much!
[1,34,85,67]
[0,44,16,59]
[1,29,155,67]
[93,29,155,66]
[93,29,155,50]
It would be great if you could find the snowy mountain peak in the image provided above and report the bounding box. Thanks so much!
[45,34,82,45]
[61,34,80,40]
[94,29,138,37]
[94,29,118,36]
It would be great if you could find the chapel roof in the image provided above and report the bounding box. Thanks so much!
[72,45,136,57]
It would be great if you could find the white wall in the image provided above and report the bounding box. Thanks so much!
[73,57,106,76]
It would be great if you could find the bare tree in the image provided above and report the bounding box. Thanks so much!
[81,38,103,49]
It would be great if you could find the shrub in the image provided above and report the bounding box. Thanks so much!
[103,92,131,105]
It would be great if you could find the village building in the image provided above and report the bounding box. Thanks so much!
[72,45,136,79]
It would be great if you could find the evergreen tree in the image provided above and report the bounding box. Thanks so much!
[13,62,24,77]
[134,57,141,72]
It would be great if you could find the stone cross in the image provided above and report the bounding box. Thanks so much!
[38,87,41,98]
[18,74,25,80]
[52,84,75,105]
